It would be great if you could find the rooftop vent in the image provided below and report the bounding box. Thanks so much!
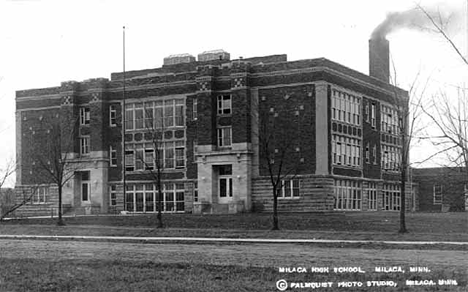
[198,49,230,62]
[163,53,196,66]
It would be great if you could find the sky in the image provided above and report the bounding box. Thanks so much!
[0,0,467,186]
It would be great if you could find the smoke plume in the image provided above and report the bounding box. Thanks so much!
[371,3,463,39]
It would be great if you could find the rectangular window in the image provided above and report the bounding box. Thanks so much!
[125,104,134,130]
[110,185,117,206]
[125,149,135,171]
[217,127,232,147]
[280,179,300,198]
[193,181,198,202]
[334,180,362,210]
[433,184,443,205]
[365,143,370,164]
[165,142,175,168]
[372,145,377,165]
[80,136,90,155]
[217,95,232,115]
[80,171,90,201]
[109,105,117,126]
[32,185,49,204]
[193,98,198,120]
[80,107,90,125]
[371,103,376,128]
[175,99,184,126]
[164,100,174,127]
[383,184,400,211]
[367,182,377,210]
[144,103,154,129]
[145,148,154,170]
[175,142,185,168]
[134,103,144,130]
[110,146,117,167]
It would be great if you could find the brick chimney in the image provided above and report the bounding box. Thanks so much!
[369,37,389,83]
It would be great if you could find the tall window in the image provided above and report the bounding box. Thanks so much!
[331,90,360,126]
[109,105,117,126]
[125,141,185,171]
[125,183,184,213]
[80,136,90,155]
[109,185,117,206]
[383,184,400,211]
[217,127,232,147]
[32,185,49,204]
[80,107,90,125]
[365,143,370,164]
[334,180,362,210]
[381,145,401,171]
[80,171,90,201]
[110,146,117,167]
[367,182,377,210]
[332,135,360,167]
[193,98,198,120]
[217,95,232,115]
[280,179,300,198]
[371,103,376,128]
[433,184,443,205]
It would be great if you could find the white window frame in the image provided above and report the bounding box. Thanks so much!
[80,107,90,125]
[371,103,376,128]
[110,146,117,167]
[217,127,232,147]
[80,136,90,155]
[109,105,117,127]
[433,184,443,205]
[334,180,362,210]
[110,185,117,206]
[193,98,198,120]
[217,94,232,115]
[280,179,300,199]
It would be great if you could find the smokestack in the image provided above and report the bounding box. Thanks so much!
[369,37,390,83]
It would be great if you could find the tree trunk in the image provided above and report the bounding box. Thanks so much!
[57,185,65,226]
[272,186,279,230]
[156,170,163,228]
[399,165,407,233]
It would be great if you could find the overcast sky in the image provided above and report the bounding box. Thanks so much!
[0,0,467,186]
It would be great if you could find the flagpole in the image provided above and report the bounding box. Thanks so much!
[122,26,127,210]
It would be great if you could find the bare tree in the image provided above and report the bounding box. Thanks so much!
[416,3,468,66]
[389,67,428,233]
[0,159,19,220]
[133,102,168,228]
[27,113,82,226]
[253,94,307,230]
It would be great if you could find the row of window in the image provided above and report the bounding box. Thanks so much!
[381,104,400,135]
[80,95,230,128]
[124,141,185,171]
[381,145,401,172]
[332,135,361,167]
[331,90,361,126]
[334,180,401,211]
[124,183,185,212]
[383,184,401,211]
[334,180,362,210]
[125,100,185,130]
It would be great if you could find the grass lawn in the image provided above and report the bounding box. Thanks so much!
[0,259,465,292]
[0,239,466,292]
[1,211,467,242]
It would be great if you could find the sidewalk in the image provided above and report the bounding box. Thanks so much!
[1,234,467,246]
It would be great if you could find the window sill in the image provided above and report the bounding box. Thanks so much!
[278,197,300,200]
